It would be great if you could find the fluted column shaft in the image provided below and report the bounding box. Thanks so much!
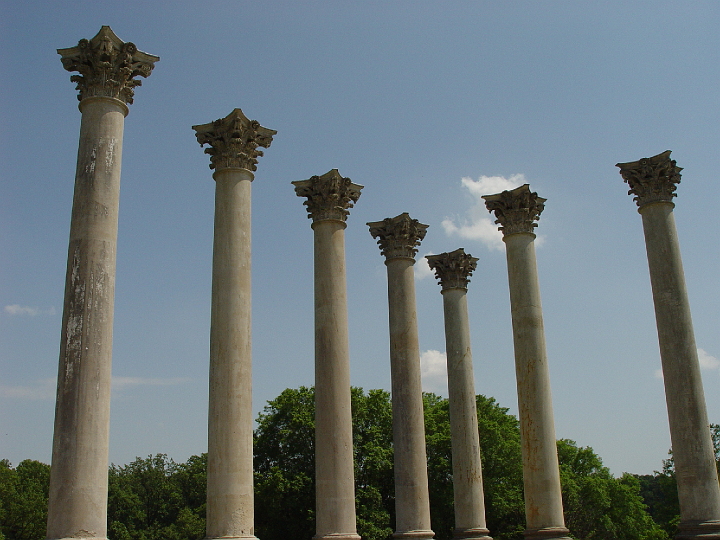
[428,249,491,540]
[294,170,362,540]
[207,167,255,538]
[483,186,569,540]
[313,219,359,539]
[193,108,276,540]
[48,28,157,540]
[617,151,720,539]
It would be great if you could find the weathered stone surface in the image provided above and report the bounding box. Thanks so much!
[48,27,156,540]
[368,214,434,540]
[426,248,478,291]
[193,108,276,172]
[368,212,428,260]
[194,108,274,540]
[484,189,570,540]
[57,26,158,105]
[483,184,545,236]
[616,150,682,208]
[429,249,491,540]
[617,153,720,539]
[293,169,363,223]
[296,171,360,540]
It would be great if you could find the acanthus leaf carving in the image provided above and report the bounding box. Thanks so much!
[482,184,545,236]
[58,26,158,105]
[367,213,428,261]
[426,248,478,290]
[293,170,363,223]
[616,150,682,208]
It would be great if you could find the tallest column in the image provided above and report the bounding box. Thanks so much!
[49,27,158,540]
[617,151,720,540]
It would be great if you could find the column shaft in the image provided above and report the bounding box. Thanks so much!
[313,219,359,540]
[504,233,568,539]
[640,202,720,535]
[442,288,491,540]
[386,257,434,539]
[47,96,126,540]
[206,168,255,538]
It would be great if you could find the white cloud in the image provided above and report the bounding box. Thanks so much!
[420,349,448,396]
[415,252,435,280]
[442,175,526,251]
[698,348,720,372]
[4,305,56,316]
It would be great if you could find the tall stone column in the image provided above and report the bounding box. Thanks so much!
[368,213,434,540]
[193,109,276,540]
[617,151,720,540]
[483,186,570,540]
[426,249,491,540]
[293,170,362,540]
[48,28,157,540]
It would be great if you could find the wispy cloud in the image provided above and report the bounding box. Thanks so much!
[112,376,191,389]
[415,252,435,281]
[4,305,56,316]
[0,378,56,400]
[442,175,526,251]
[0,376,190,400]
[655,348,720,379]
[420,349,447,396]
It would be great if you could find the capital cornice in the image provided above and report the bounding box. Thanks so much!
[616,150,682,208]
[426,248,478,291]
[293,170,363,223]
[367,213,428,261]
[58,26,158,105]
[192,108,276,172]
[482,184,545,236]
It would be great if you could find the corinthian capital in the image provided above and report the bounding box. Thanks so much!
[426,248,478,291]
[367,213,428,261]
[192,108,276,172]
[616,150,682,208]
[482,184,545,236]
[293,170,363,223]
[58,26,158,105]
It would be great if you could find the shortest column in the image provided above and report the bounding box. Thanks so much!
[427,249,492,540]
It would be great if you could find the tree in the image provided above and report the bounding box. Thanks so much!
[0,459,50,540]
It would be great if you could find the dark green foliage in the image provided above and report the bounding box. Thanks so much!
[557,441,668,540]
[107,454,206,540]
[0,459,50,540]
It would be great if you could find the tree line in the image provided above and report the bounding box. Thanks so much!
[2,387,718,540]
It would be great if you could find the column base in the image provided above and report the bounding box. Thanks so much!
[453,527,492,540]
[205,536,259,540]
[676,520,720,540]
[393,530,435,540]
[313,534,362,540]
[47,537,107,540]
[524,527,571,540]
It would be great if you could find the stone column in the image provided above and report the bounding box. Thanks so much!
[293,170,362,540]
[47,27,157,540]
[426,249,492,540]
[617,151,720,540]
[483,186,570,540]
[368,213,434,540]
[193,110,276,540]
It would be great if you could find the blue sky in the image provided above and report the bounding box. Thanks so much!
[1,0,719,477]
